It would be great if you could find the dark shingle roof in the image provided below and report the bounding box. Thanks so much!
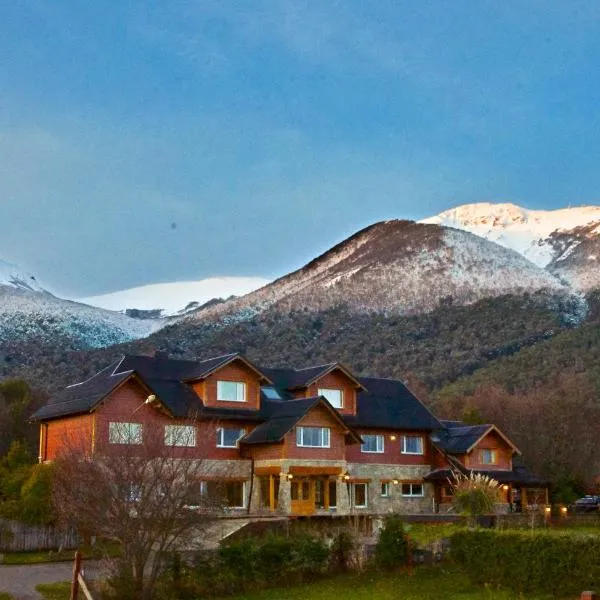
[435,423,492,454]
[260,364,337,389]
[31,359,131,421]
[348,377,442,431]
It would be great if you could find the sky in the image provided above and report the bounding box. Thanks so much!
[2,1,600,297]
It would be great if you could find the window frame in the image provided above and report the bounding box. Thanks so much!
[361,434,385,454]
[296,426,331,448]
[401,435,424,455]
[216,427,246,448]
[480,448,498,465]
[352,482,368,508]
[381,481,391,497]
[164,424,197,447]
[216,380,247,403]
[317,387,343,409]
[108,422,143,445]
[401,482,425,498]
[224,480,247,509]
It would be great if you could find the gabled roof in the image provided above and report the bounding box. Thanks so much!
[346,376,442,431]
[437,421,521,455]
[182,353,273,384]
[30,359,132,421]
[260,362,365,391]
[242,397,362,445]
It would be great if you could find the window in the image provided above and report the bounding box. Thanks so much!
[164,425,196,447]
[262,386,282,400]
[361,434,384,453]
[480,449,498,465]
[318,388,343,408]
[217,380,246,402]
[223,481,246,508]
[296,426,330,448]
[109,422,142,445]
[401,483,424,497]
[402,435,424,455]
[329,480,337,508]
[381,482,391,497]
[352,483,368,507]
[216,427,245,448]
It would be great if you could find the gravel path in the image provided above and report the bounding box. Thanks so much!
[0,560,105,600]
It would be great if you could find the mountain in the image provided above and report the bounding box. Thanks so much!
[0,260,162,350]
[186,220,568,323]
[78,276,270,317]
[421,203,600,290]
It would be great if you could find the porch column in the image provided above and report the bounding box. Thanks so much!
[278,474,291,514]
[249,475,262,514]
[336,480,351,514]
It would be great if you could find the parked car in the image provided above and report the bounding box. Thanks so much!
[570,495,600,513]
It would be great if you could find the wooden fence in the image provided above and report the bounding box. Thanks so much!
[0,518,79,552]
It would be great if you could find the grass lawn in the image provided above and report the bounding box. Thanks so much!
[221,566,558,600]
[1,541,121,565]
[0,592,14,600]
[35,582,70,600]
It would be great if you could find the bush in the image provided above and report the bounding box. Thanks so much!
[452,472,500,517]
[375,516,408,569]
[451,529,600,596]
[329,529,355,572]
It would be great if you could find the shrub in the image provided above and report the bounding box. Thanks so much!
[329,529,355,571]
[452,472,500,516]
[375,516,408,569]
[451,529,600,596]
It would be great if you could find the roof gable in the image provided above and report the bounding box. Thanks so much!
[183,353,273,384]
[436,422,521,455]
[260,363,365,391]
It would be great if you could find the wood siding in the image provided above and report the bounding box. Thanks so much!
[464,430,513,470]
[345,429,431,465]
[304,369,358,416]
[44,414,94,461]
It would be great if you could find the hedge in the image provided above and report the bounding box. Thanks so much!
[451,529,600,596]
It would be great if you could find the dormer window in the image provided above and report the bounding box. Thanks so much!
[318,388,343,409]
[217,380,246,402]
[480,449,497,465]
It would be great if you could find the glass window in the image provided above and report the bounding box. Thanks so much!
[381,482,390,497]
[164,425,196,447]
[329,480,337,507]
[261,386,282,400]
[361,434,384,453]
[216,427,245,448]
[401,483,424,497]
[224,481,246,508]
[217,380,246,402]
[402,435,424,455]
[296,426,330,448]
[109,422,142,445]
[352,483,368,507]
[480,449,497,464]
[318,388,343,408]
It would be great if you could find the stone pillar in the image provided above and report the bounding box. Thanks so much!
[249,475,262,514]
[336,480,351,514]
[278,475,291,514]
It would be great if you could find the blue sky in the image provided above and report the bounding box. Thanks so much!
[2,1,600,296]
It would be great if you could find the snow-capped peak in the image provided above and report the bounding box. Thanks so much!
[0,259,45,292]
[421,202,600,268]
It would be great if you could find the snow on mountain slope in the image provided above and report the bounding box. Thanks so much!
[187,220,568,323]
[421,202,600,290]
[0,261,163,349]
[79,277,270,317]
[0,259,45,292]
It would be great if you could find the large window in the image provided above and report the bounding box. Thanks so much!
[198,481,246,509]
[361,434,384,453]
[318,388,343,409]
[164,425,196,447]
[480,449,498,465]
[402,435,424,455]
[296,426,330,448]
[352,483,368,507]
[216,427,245,448]
[223,481,246,508]
[109,422,142,445]
[217,380,246,402]
[401,483,424,497]
[381,481,391,497]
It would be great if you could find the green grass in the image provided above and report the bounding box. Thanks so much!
[1,541,121,565]
[221,566,557,600]
[0,592,15,600]
[34,582,70,600]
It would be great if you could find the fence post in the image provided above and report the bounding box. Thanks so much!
[70,550,82,600]
[581,592,598,600]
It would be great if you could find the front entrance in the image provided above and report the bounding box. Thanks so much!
[291,478,315,515]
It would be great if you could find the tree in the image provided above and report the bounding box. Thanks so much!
[52,423,221,600]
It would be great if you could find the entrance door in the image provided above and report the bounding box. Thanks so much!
[291,478,315,515]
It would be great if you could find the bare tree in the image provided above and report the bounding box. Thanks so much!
[52,421,219,599]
